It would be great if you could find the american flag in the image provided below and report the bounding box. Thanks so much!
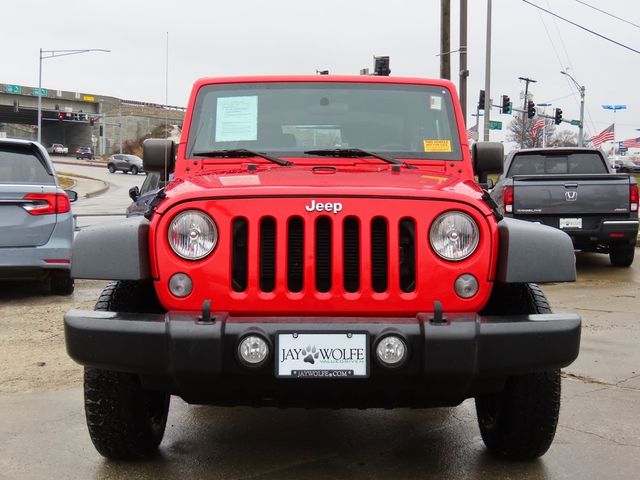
[531,119,545,136]
[622,137,640,149]
[588,124,615,148]
[466,124,478,142]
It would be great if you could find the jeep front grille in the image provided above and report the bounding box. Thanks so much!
[230,215,416,295]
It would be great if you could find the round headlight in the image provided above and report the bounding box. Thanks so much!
[168,210,218,260]
[429,211,479,261]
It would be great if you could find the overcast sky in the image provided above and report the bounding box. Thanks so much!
[4,0,640,150]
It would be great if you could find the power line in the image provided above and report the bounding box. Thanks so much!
[521,0,640,55]
[574,0,640,30]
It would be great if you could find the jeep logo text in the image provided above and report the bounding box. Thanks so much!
[305,200,343,213]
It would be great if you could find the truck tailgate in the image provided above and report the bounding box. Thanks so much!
[512,174,631,215]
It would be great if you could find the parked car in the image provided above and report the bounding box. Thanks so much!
[612,157,640,173]
[107,154,144,174]
[46,144,68,156]
[76,147,94,160]
[0,138,77,294]
[126,171,165,216]
[490,147,638,267]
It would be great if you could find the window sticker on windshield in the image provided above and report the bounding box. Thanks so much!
[429,96,443,110]
[423,139,452,152]
[215,96,258,142]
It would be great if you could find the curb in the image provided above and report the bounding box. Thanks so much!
[57,171,109,198]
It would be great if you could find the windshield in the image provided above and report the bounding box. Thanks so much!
[508,152,608,175]
[186,82,462,161]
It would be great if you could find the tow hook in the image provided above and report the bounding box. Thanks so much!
[429,300,447,324]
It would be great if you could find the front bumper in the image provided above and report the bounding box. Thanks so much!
[64,310,581,407]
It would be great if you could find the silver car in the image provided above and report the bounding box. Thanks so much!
[107,154,144,175]
[0,138,77,294]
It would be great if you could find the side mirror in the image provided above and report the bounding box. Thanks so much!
[65,190,78,202]
[129,186,140,201]
[143,138,175,180]
[473,142,504,184]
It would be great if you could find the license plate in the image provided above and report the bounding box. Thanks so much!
[276,332,369,378]
[559,218,582,229]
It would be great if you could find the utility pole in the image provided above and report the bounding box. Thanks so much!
[459,0,468,123]
[440,0,451,80]
[518,76,537,147]
[483,0,492,141]
[561,70,585,147]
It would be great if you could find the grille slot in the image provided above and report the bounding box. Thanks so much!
[231,218,248,292]
[287,217,304,292]
[343,217,360,292]
[315,216,332,292]
[399,218,416,292]
[259,217,276,292]
[370,217,388,293]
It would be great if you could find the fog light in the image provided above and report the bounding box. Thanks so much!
[375,335,407,367]
[169,273,193,297]
[454,274,478,298]
[238,335,270,367]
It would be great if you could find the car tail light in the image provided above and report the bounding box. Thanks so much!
[503,185,514,213]
[22,193,71,215]
[631,184,639,212]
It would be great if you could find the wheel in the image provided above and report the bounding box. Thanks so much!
[84,281,169,460]
[107,164,116,173]
[609,243,635,267]
[131,166,139,175]
[475,283,561,460]
[50,270,74,295]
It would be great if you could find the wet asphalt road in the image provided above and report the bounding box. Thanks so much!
[0,163,638,479]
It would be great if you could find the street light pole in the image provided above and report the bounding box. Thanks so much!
[37,48,110,145]
[561,70,585,147]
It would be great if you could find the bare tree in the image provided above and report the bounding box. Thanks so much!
[548,130,578,147]
[506,116,555,148]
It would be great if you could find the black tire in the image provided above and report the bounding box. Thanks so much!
[84,281,169,460]
[131,165,139,175]
[609,243,635,267]
[107,164,116,173]
[50,270,74,295]
[475,283,561,460]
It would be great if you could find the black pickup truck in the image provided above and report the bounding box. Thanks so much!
[491,148,639,266]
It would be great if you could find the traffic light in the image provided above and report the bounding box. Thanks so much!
[99,125,104,136]
[13,100,19,112]
[57,112,65,122]
[554,108,563,125]
[527,100,536,119]
[89,117,95,126]
[478,90,485,110]
[501,95,512,114]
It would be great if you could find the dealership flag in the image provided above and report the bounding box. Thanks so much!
[531,119,545,136]
[622,137,640,148]
[588,124,615,148]
[466,124,478,142]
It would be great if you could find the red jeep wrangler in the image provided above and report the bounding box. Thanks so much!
[65,75,581,461]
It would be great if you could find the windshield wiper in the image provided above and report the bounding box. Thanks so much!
[192,148,293,166]
[303,148,416,169]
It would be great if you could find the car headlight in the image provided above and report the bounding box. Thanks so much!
[429,211,479,261]
[168,210,218,260]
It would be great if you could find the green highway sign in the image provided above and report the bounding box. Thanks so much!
[489,120,502,130]
[570,119,581,126]
[5,85,22,94]
[32,88,47,96]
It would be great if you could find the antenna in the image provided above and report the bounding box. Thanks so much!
[164,31,169,182]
